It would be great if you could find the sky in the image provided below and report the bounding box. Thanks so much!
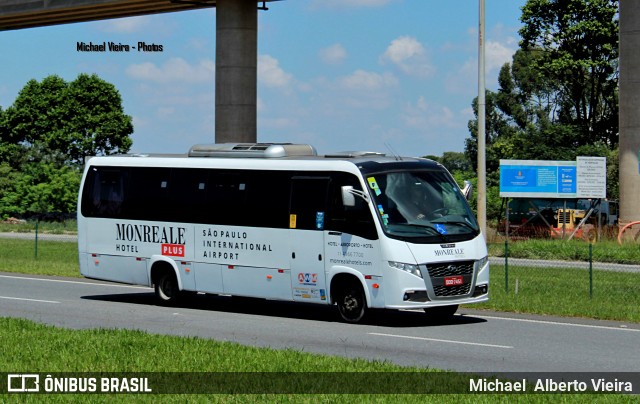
[0,0,525,158]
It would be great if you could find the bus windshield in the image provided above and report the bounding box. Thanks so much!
[366,170,480,242]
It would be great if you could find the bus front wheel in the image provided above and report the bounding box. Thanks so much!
[335,282,367,323]
[155,271,180,305]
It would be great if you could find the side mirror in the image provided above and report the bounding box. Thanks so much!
[341,186,369,207]
[462,180,473,201]
[342,186,356,207]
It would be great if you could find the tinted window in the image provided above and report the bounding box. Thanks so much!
[82,165,376,239]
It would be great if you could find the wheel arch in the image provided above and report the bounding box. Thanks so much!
[149,256,182,291]
[328,268,370,308]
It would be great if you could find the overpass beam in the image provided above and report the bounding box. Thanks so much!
[215,0,257,144]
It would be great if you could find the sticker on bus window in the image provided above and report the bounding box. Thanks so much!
[289,214,297,229]
[377,205,389,227]
[316,212,325,230]
[367,177,381,195]
[434,223,448,235]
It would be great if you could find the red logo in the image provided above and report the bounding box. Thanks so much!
[162,244,185,257]
[444,276,464,287]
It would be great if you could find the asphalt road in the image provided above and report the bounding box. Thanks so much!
[1,271,639,375]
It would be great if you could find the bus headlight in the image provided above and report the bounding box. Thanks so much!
[477,255,488,270]
[389,261,422,278]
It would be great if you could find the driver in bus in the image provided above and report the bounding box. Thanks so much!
[386,173,436,223]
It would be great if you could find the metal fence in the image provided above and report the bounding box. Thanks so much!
[485,233,640,322]
[0,218,77,258]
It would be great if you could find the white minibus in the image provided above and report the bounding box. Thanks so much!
[78,143,489,322]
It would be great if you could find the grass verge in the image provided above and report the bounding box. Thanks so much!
[0,239,79,278]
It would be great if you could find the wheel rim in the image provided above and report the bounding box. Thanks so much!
[338,287,365,322]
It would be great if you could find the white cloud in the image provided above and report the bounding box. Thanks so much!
[445,35,517,95]
[258,55,293,88]
[319,43,347,65]
[402,96,458,130]
[339,70,398,91]
[486,40,515,71]
[97,16,150,33]
[310,0,393,8]
[381,36,435,78]
[126,58,215,83]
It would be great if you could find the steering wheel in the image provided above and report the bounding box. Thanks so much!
[431,208,449,218]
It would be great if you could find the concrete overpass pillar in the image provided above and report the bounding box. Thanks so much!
[215,0,257,144]
[619,0,640,225]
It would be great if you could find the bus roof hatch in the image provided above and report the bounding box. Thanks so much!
[188,143,317,158]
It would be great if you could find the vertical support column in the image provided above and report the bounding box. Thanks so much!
[477,0,487,239]
[215,0,257,144]
[619,0,640,225]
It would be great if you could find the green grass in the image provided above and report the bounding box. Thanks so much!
[0,317,627,402]
[476,264,640,322]
[0,239,79,277]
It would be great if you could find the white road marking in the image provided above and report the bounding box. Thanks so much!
[472,314,640,332]
[0,274,150,289]
[0,296,59,304]
[369,332,514,349]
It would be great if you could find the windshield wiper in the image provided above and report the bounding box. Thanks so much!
[433,220,477,232]
[395,223,449,241]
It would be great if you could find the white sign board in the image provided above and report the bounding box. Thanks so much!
[576,156,607,198]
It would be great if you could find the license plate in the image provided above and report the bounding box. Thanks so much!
[444,276,464,287]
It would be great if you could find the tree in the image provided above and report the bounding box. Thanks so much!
[0,162,80,218]
[0,74,133,217]
[465,0,619,220]
[439,152,473,174]
[2,74,133,166]
[519,0,619,146]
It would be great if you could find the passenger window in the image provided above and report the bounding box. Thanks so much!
[83,167,127,218]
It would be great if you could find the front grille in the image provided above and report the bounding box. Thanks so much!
[424,260,475,298]
[425,261,474,278]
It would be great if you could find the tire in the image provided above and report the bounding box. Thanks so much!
[155,270,180,305]
[335,282,367,323]
[424,304,458,319]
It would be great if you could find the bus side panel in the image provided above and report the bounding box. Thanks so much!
[290,230,328,304]
[193,262,224,294]
[81,252,149,286]
[325,232,383,308]
[223,266,292,300]
[177,260,196,291]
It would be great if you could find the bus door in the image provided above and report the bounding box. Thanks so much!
[289,177,330,303]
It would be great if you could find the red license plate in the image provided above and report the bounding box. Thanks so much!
[444,276,464,287]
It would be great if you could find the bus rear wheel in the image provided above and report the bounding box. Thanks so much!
[155,271,180,305]
[336,282,367,323]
